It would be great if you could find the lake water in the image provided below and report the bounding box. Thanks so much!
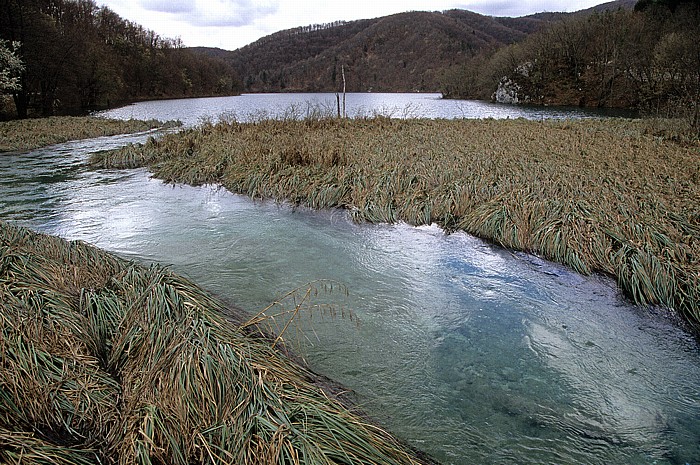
[97,92,635,126]
[2,94,697,464]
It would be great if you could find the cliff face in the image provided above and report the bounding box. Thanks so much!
[491,64,638,108]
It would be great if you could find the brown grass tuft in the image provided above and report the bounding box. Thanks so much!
[0,221,429,464]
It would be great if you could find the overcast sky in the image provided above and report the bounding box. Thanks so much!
[95,0,614,51]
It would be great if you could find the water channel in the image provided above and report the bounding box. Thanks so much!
[1,93,698,464]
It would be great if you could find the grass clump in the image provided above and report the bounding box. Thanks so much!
[0,221,429,465]
[94,116,700,332]
[0,116,178,152]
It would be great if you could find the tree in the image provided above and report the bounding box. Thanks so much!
[0,39,23,92]
[635,0,700,12]
[1,0,241,118]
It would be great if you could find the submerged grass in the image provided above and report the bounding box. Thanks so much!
[94,116,700,331]
[0,116,177,152]
[0,221,429,464]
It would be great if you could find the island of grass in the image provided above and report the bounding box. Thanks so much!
[94,116,700,332]
[0,221,434,464]
[0,116,179,152]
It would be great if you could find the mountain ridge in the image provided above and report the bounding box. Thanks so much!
[192,0,636,94]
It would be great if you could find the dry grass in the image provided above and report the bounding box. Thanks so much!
[94,116,700,331]
[0,116,177,152]
[0,221,429,465]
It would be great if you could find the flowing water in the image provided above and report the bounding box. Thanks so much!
[1,94,697,464]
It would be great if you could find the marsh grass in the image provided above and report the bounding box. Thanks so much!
[94,116,700,331]
[0,116,178,152]
[0,221,428,464]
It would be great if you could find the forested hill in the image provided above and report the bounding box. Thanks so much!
[0,0,242,119]
[224,11,544,93]
[217,0,636,93]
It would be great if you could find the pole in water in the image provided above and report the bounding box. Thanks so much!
[341,64,346,119]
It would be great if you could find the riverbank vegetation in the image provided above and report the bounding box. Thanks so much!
[94,116,700,331]
[0,116,176,152]
[0,220,430,464]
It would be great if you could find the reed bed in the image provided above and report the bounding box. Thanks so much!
[0,116,176,152]
[0,221,428,464]
[94,117,700,331]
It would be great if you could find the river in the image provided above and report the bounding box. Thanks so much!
[1,93,697,464]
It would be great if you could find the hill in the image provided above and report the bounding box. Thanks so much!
[221,1,636,93]
[226,11,543,93]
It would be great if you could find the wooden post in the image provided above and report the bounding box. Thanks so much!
[341,64,346,118]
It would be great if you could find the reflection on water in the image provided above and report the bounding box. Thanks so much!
[97,92,635,127]
[1,103,697,464]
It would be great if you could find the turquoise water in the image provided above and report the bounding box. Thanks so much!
[1,97,698,464]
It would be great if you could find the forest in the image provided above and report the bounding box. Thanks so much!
[0,0,242,119]
[225,10,548,94]
[441,0,700,126]
[223,2,646,95]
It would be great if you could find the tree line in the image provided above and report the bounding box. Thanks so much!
[440,0,699,129]
[288,21,349,36]
[0,0,242,119]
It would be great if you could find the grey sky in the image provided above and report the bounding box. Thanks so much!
[96,0,615,50]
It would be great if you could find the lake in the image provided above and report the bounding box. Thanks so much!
[98,92,635,126]
[2,93,696,464]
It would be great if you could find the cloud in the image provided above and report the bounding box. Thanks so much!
[458,0,605,17]
[141,0,193,14]
[466,0,528,16]
[141,0,279,27]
